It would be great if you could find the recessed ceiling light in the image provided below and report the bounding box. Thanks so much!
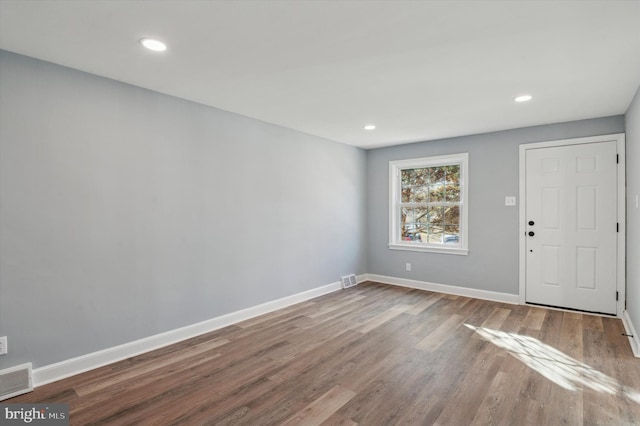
[363,124,376,130]
[514,95,532,103]
[140,38,167,52]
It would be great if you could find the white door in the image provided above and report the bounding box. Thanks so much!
[525,141,618,314]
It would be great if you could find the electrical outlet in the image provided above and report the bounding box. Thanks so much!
[405,263,411,272]
[0,336,7,355]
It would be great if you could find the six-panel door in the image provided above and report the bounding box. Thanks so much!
[525,141,617,314]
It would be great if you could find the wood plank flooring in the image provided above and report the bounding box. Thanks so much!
[8,281,640,425]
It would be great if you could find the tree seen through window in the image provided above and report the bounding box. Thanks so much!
[400,165,461,244]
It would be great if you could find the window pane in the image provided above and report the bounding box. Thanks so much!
[430,167,445,183]
[401,206,413,226]
[444,165,460,183]
[428,206,444,225]
[402,187,412,203]
[445,183,460,202]
[444,206,459,225]
[415,207,429,225]
[427,225,443,243]
[401,169,414,185]
[444,225,460,244]
[414,168,429,185]
[429,184,445,202]
[414,186,428,202]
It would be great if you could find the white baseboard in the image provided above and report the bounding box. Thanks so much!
[33,278,352,387]
[622,310,640,358]
[364,274,520,305]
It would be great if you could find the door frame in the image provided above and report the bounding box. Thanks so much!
[518,133,626,317]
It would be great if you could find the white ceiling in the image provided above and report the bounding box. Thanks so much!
[1,1,639,149]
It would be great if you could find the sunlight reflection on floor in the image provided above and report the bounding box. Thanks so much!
[464,324,640,405]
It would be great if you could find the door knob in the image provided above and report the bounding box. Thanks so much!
[528,231,535,237]
[528,221,535,226]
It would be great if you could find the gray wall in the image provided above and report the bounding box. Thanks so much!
[0,50,367,369]
[625,86,640,330]
[367,116,625,295]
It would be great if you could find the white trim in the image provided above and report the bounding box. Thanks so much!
[355,274,367,284]
[518,133,626,317]
[365,274,520,304]
[388,153,469,255]
[388,244,469,255]
[33,280,345,387]
[622,311,640,358]
[518,145,527,304]
[617,137,626,317]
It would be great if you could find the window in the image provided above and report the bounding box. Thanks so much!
[389,153,468,255]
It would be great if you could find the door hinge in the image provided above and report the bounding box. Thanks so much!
[617,154,619,164]
[617,223,619,232]
[616,291,619,301]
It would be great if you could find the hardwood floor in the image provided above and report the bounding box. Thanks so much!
[8,282,640,425]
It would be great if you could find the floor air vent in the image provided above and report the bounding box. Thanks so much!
[341,274,358,289]
[0,363,33,401]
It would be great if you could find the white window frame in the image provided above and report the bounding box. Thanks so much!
[388,153,469,255]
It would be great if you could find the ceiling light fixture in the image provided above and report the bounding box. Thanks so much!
[140,38,167,52]
[363,124,376,130]
[514,94,532,103]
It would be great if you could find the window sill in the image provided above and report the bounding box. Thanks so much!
[388,243,469,256]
